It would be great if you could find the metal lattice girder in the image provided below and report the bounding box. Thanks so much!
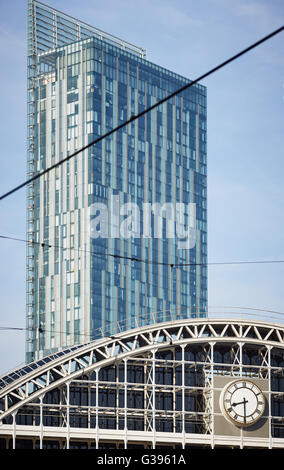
[1,318,284,421]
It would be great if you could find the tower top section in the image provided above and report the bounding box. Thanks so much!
[28,0,146,59]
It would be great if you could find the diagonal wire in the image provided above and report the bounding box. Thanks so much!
[1,233,284,268]
[0,234,169,266]
[1,305,284,337]
[0,25,283,201]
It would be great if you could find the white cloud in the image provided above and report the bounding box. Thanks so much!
[210,0,284,31]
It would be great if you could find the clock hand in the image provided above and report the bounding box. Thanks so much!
[243,397,247,424]
[232,399,248,407]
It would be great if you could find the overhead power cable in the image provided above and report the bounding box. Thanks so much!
[174,260,284,267]
[1,233,284,268]
[1,305,284,338]
[0,234,168,266]
[0,25,283,202]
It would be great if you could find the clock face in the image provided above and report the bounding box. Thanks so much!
[220,379,265,426]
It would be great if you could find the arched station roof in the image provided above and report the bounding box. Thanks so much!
[1,318,284,421]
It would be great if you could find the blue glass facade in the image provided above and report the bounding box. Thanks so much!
[26,1,207,362]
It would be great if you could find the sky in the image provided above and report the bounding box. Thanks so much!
[0,0,283,374]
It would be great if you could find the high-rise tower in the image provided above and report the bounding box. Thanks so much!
[26,0,207,362]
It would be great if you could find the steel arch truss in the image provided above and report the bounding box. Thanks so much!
[1,318,284,423]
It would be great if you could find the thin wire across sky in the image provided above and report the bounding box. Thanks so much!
[0,25,283,201]
[0,26,283,269]
[1,305,284,337]
[1,234,284,268]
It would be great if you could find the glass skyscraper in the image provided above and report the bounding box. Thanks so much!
[26,0,207,362]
